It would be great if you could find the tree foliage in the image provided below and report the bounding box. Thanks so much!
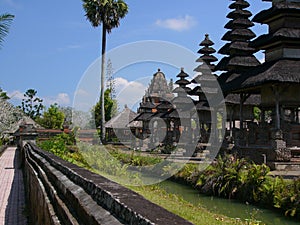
[19,89,44,120]
[0,87,9,100]
[37,103,65,129]
[82,0,128,32]
[0,13,14,48]
[92,88,118,128]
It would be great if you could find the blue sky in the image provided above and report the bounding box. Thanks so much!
[0,0,270,111]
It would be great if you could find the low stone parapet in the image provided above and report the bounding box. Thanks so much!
[23,142,193,225]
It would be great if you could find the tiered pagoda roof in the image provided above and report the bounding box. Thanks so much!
[225,0,300,93]
[190,34,218,99]
[172,68,192,106]
[216,0,260,86]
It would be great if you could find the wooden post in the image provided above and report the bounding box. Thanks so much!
[274,88,281,130]
[240,94,244,130]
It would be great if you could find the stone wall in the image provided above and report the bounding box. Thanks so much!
[236,146,274,165]
[22,142,193,225]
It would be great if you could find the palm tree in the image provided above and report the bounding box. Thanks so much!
[82,0,128,143]
[0,13,14,48]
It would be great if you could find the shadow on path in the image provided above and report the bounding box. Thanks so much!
[4,147,27,225]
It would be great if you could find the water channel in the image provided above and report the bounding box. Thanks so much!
[158,180,299,225]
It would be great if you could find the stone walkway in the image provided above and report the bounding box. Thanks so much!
[0,147,27,225]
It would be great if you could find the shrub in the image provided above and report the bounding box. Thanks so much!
[37,133,88,167]
[196,155,248,198]
[238,163,270,203]
[273,178,300,217]
[195,154,300,218]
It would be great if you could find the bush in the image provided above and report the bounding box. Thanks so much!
[273,178,300,217]
[37,133,88,167]
[194,154,300,218]
[196,155,248,198]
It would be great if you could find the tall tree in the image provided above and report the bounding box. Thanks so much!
[92,88,118,129]
[37,104,65,129]
[0,13,14,48]
[82,0,128,143]
[20,89,44,120]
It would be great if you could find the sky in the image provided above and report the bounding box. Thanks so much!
[0,0,270,112]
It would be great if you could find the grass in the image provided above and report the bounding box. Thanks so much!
[130,185,263,225]
[37,138,265,225]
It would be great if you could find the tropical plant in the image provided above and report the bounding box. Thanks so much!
[19,89,44,120]
[273,178,300,217]
[91,88,118,128]
[37,103,65,129]
[197,155,248,198]
[238,163,270,203]
[0,13,14,48]
[82,0,128,142]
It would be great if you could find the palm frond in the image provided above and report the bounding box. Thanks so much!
[0,13,14,47]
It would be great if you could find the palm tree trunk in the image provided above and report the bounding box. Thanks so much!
[100,24,106,144]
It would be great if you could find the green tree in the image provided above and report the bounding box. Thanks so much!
[20,89,44,120]
[82,0,128,142]
[92,88,118,129]
[37,103,65,129]
[0,87,9,100]
[0,13,14,48]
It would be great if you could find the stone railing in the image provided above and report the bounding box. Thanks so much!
[22,142,193,225]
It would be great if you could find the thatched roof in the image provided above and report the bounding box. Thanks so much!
[224,59,300,93]
[198,46,216,55]
[223,94,260,106]
[229,0,250,10]
[133,112,154,122]
[251,28,300,48]
[219,41,256,55]
[225,18,254,29]
[216,0,260,79]
[139,101,156,110]
[253,2,300,24]
[105,106,139,129]
[227,9,252,19]
[215,55,260,72]
[222,29,256,41]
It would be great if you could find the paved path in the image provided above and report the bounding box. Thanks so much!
[0,147,27,225]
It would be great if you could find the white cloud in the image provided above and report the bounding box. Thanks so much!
[44,93,71,106]
[155,15,197,32]
[114,77,147,110]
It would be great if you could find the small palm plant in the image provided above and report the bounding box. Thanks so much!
[0,13,14,48]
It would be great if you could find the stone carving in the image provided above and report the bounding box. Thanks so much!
[275,148,291,162]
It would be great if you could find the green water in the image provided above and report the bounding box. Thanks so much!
[158,180,299,225]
